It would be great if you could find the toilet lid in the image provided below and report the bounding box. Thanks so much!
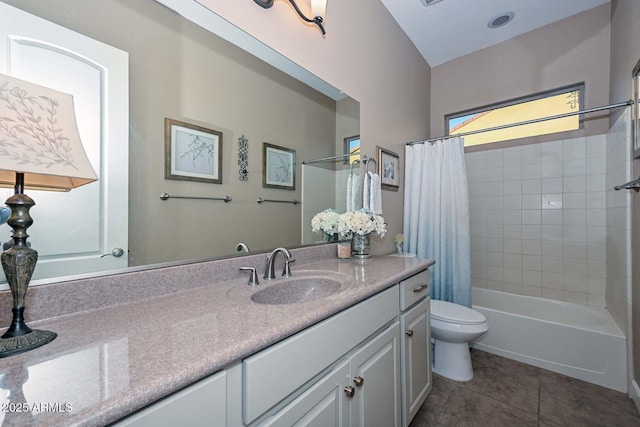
[431,300,486,325]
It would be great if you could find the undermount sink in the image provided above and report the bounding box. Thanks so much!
[251,277,342,305]
[226,270,355,306]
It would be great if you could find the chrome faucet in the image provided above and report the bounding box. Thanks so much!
[264,247,294,280]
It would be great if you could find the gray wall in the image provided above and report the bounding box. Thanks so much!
[430,4,611,148]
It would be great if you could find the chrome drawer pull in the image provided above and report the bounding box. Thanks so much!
[412,283,428,293]
[405,330,414,337]
[353,376,364,387]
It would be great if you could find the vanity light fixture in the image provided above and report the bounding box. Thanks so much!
[0,73,97,357]
[253,0,327,35]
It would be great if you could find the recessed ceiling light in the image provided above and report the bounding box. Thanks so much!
[488,11,515,28]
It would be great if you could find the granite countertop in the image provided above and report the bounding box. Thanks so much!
[0,250,434,426]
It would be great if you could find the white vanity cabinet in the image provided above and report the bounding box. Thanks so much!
[399,270,432,426]
[114,370,227,427]
[243,285,400,426]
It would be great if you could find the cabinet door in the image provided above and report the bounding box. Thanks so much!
[262,360,350,427]
[115,370,226,427]
[349,321,401,427]
[401,298,432,426]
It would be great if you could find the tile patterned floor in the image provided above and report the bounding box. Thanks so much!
[410,350,640,427]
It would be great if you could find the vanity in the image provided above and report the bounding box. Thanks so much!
[0,245,433,426]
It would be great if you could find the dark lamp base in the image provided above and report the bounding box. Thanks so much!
[0,329,56,358]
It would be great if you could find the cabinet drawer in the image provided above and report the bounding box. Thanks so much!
[243,285,399,425]
[115,370,226,427]
[399,270,430,311]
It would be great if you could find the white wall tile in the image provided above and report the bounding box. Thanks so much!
[503,225,522,239]
[586,174,606,192]
[486,238,504,253]
[504,268,522,284]
[503,195,522,210]
[522,285,543,297]
[522,194,542,209]
[522,179,542,195]
[542,288,563,300]
[542,272,564,289]
[542,225,563,241]
[503,209,522,225]
[521,144,541,164]
[486,167,504,182]
[563,274,587,292]
[503,253,522,269]
[587,135,606,158]
[563,193,585,209]
[486,209,504,224]
[587,243,606,261]
[563,291,588,305]
[542,210,563,225]
[564,258,587,276]
[522,269,542,286]
[503,166,522,181]
[503,180,522,195]
[542,240,564,257]
[587,209,606,226]
[541,161,563,178]
[522,255,542,271]
[522,164,542,179]
[563,242,587,259]
[522,239,542,255]
[541,178,563,193]
[563,138,586,160]
[543,257,564,273]
[522,210,541,225]
[564,208,586,226]
[563,159,587,176]
[522,225,542,240]
[503,146,522,165]
[504,239,522,254]
[563,225,587,242]
[486,251,504,267]
[486,223,503,238]
[485,150,504,168]
[486,266,503,281]
[586,157,606,175]
[563,176,586,193]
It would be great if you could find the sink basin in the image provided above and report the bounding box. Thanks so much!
[251,277,342,305]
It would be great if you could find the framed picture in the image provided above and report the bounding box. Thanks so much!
[263,142,296,190]
[377,146,399,191]
[165,118,223,184]
[633,59,640,159]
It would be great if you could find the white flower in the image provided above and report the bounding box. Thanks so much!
[311,209,341,235]
[338,210,386,238]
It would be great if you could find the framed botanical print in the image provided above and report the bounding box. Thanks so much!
[165,118,223,184]
[377,146,399,191]
[262,143,296,190]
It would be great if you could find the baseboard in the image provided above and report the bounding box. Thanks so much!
[631,379,640,414]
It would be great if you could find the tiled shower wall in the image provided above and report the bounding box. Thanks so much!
[467,136,608,307]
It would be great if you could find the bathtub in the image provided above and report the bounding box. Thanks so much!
[471,288,627,392]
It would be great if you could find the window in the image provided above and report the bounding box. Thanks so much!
[344,135,360,164]
[445,84,584,147]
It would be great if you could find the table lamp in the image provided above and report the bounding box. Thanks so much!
[0,73,97,358]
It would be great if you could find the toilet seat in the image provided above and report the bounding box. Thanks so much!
[431,300,486,325]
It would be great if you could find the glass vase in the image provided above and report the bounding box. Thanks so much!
[351,233,371,259]
[323,232,339,243]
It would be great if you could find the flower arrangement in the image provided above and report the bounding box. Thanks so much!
[311,208,341,236]
[338,210,386,237]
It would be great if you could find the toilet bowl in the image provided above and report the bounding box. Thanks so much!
[430,299,489,381]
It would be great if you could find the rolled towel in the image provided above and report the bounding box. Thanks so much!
[350,173,361,211]
[346,173,353,212]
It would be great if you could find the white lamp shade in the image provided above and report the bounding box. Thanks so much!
[0,73,97,191]
[311,0,327,19]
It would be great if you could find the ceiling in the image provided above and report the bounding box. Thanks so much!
[380,0,610,67]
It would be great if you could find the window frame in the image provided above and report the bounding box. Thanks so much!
[444,83,585,144]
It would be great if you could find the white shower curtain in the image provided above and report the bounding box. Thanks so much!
[403,137,472,307]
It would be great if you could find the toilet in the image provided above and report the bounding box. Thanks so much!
[430,299,489,381]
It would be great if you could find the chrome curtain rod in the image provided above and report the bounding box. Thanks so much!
[406,100,633,146]
[302,153,353,164]
[160,193,232,203]
[614,176,640,192]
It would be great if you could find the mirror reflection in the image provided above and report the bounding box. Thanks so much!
[0,0,359,284]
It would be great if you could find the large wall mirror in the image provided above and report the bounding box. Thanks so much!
[0,0,359,285]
